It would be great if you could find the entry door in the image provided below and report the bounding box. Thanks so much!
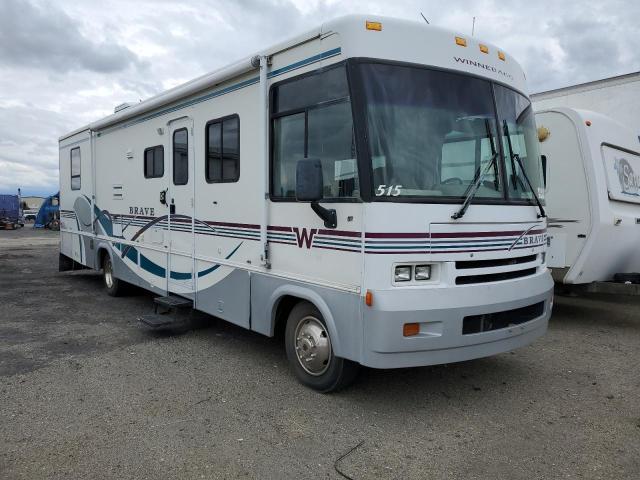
[167,118,195,297]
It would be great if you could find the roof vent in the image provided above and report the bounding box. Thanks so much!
[114,102,136,114]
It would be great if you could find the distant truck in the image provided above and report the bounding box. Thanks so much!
[0,190,24,230]
[535,107,640,285]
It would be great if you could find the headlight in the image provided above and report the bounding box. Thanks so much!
[394,265,412,282]
[415,265,431,280]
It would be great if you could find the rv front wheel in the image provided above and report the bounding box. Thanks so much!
[102,256,123,297]
[285,302,359,392]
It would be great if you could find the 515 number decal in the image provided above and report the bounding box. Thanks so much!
[375,184,403,196]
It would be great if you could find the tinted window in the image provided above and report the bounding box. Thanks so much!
[144,145,164,178]
[271,65,358,199]
[206,115,239,183]
[173,128,188,185]
[70,147,81,190]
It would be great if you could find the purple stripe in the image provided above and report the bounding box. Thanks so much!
[317,229,361,238]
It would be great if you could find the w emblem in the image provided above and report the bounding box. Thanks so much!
[293,227,318,249]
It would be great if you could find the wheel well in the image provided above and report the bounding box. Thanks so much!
[97,248,110,270]
[273,295,304,339]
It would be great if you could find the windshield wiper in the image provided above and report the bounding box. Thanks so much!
[451,119,498,220]
[503,121,546,218]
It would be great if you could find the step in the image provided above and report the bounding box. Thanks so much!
[154,295,193,309]
[138,313,182,329]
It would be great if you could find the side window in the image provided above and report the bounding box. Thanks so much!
[271,64,358,199]
[144,145,164,178]
[173,128,188,185]
[70,147,81,190]
[206,115,240,183]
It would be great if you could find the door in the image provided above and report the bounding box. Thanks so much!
[168,117,196,298]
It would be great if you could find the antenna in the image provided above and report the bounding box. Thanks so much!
[420,12,429,24]
[472,16,476,36]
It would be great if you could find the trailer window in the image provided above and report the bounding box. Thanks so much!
[70,147,81,190]
[206,115,240,183]
[144,145,164,178]
[271,64,358,200]
[173,128,188,185]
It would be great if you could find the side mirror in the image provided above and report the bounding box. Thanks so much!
[296,158,323,201]
[295,158,337,229]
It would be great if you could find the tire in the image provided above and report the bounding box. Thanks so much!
[285,302,359,393]
[102,255,123,297]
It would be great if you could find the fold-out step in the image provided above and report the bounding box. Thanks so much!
[154,295,193,309]
[138,313,181,329]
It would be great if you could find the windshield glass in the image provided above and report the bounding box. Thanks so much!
[494,84,545,202]
[357,62,542,203]
[359,63,502,200]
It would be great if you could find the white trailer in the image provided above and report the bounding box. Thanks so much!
[532,72,640,139]
[59,15,552,391]
[536,107,640,285]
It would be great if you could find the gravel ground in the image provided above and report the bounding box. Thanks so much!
[1,228,639,479]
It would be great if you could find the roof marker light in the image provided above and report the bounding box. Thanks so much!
[366,21,382,31]
[455,36,467,47]
[498,51,506,61]
[479,44,489,54]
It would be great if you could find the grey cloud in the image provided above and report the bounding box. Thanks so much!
[0,0,143,73]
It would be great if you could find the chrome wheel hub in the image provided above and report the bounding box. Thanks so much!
[294,316,331,376]
[104,261,114,288]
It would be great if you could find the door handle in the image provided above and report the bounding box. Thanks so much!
[170,198,175,215]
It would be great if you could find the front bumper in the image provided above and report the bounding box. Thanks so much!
[360,270,553,368]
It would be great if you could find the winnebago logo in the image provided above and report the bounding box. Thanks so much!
[454,57,514,81]
[614,157,640,196]
[129,206,155,216]
[293,227,317,248]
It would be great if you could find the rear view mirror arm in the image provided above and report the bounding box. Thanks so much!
[311,202,337,229]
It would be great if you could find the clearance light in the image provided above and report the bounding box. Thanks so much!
[366,21,382,31]
[365,290,373,306]
[455,36,467,47]
[403,323,420,337]
[479,44,489,54]
[498,51,506,61]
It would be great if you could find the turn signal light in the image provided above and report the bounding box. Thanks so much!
[365,290,373,306]
[403,323,420,337]
[366,21,382,31]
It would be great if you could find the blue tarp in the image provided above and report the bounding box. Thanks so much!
[34,192,59,228]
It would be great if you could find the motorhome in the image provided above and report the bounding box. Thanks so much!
[59,15,552,392]
[536,107,640,284]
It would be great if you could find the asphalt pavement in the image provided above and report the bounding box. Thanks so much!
[1,228,639,479]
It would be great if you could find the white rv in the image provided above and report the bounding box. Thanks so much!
[59,15,552,391]
[536,107,640,284]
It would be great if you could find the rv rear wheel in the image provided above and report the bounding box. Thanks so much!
[102,256,123,297]
[285,302,359,392]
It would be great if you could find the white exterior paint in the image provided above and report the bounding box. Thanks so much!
[59,15,552,370]
[536,107,640,284]
[532,72,640,140]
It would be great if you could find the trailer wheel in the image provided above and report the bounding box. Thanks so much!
[285,302,359,392]
[102,256,123,297]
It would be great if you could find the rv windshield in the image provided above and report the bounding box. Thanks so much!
[357,62,541,203]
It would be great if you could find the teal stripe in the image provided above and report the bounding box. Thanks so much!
[98,47,342,136]
[313,240,361,249]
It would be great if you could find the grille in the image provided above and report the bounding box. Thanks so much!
[462,302,545,335]
[456,267,537,285]
[456,254,537,270]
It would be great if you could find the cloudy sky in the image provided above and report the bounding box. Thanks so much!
[1,0,638,195]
